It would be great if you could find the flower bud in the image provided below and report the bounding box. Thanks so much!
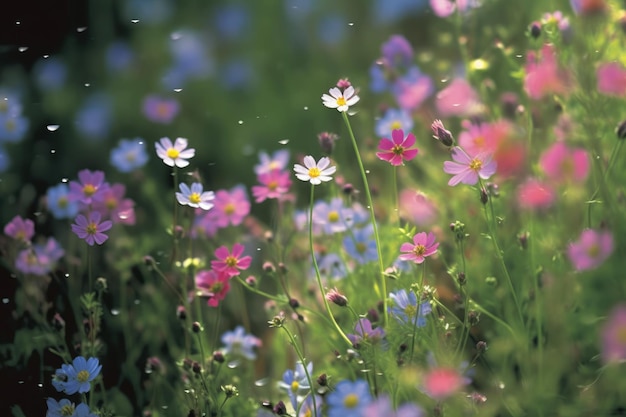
[221,384,239,398]
[431,119,454,147]
[192,321,202,333]
[273,401,287,415]
[289,298,300,308]
[318,131,339,155]
[326,288,348,307]
[529,21,542,38]
[177,305,187,320]
[616,120,626,140]
[213,351,225,363]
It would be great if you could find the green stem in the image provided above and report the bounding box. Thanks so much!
[587,139,624,227]
[281,325,318,417]
[341,112,388,326]
[409,263,426,363]
[392,166,399,226]
[308,184,352,346]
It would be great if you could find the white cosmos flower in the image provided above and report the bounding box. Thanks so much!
[294,156,336,185]
[321,86,360,112]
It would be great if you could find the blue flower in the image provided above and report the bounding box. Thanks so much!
[343,225,378,264]
[176,182,215,211]
[221,326,261,360]
[375,108,414,139]
[0,146,9,173]
[278,361,313,410]
[54,356,102,394]
[46,398,96,417]
[316,252,347,279]
[213,4,250,40]
[389,289,432,326]
[0,113,29,143]
[47,183,80,219]
[75,94,112,141]
[110,138,149,173]
[106,41,135,72]
[326,379,372,417]
[33,57,67,91]
[313,197,353,235]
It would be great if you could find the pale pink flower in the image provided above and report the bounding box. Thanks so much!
[517,178,555,210]
[376,129,419,166]
[211,243,252,277]
[435,78,482,117]
[443,146,497,186]
[430,0,479,18]
[421,367,470,400]
[567,229,613,271]
[398,190,438,226]
[251,169,293,203]
[321,86,359,112]
[597,62,626,97]
[399,232,439,264]
[155,137,195,168]
[524,44,571,100]
[4,215,35,242]
[540,141,589,184]
[294,156,336,185]
[602,304,626,364]
[212,186,250,227]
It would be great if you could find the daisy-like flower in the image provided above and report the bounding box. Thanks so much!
[326,379,372,417]
[399,232,439,264]
[46,398,96,417]
[220,325,262,360]
[176,183,215,210]
[251,169,293,203]
[443,146,497,186]
[347,318,385,347]
[279,361,314,410]
[421,367,471,400]
[211,243,252,277]
[155,137,195,168]
[376,129,419,166]
[69,169,109,205]
[321,86,360,112]
[567,228,613,271]
[53,356,102,395]
[294,156,336,185]
[195,269,231,307]
[4,215,35,242]
[71,211,113,246]
[388,289,431,326]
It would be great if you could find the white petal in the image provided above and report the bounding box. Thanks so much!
[302,155,316,168]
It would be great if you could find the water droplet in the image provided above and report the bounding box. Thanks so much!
[497,381,505,389]
[47,124,60,132]
[43,55,49,59]
[37,383,43,388]
[348,22,355,26]
[161,406,168,410]
[138,141,144,145]
[227,360,241,368]
[515,54,523,58]
[365,170,370,174]
[131,19,140,24]
[84,83,90,87]
[256,247,261,251]
[111,308,120,316]
[134,299,140,305]
[375,59,384,66]
[278,139,289,145]
[254,377,270,387]
[18,46,28,52]
[50,149,56,154]
[76,27,87,32]
[64,273,70,278]
[15,21,20,25]
[144,368,153,374]
[173,88,183,93]
[170,32,182,40]
[303,106,308,110]
[18,381,24,384]
[2,298,9,304]
[238,120,243,125]
[33,212,42,217]
[61,178,68,183]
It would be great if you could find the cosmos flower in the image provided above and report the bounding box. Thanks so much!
[294,156,336,185]
[322,86,360,112]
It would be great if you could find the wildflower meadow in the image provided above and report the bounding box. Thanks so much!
[3,0,626,416]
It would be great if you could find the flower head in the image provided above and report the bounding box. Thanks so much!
[212,185,250,227]
[517,178,555,211]
[4,215,35,242]
[375,108,414,138]
[313,197,353,235]
[195,269,231,307]
[322,86,359,112]
[363,395,425,417]
[254,149,290,175]
[540,141,589,184]
[47,183,80,219]
[69,169,109,205]
[399,232,439,264]
[597,62,626,97]
[211,243,252,277]
[326,379,372,417]
[220,325,262,360]
[431,119,454,147]
[524,44,571,100]
[294,156,336,185]
[46,398,97,417]
[343,224,378,264]
[602,304,626,364]
[176,182,215,210]
[155,137,195,168]
[53,356,102,394]
[142,95,180,124]
[279,361,313,410]
[71,212,113,246]
[110,138,149,173]
[435,78,482,117]
[389,289,431,326]
[347,318,385,347]
[443,146,497,186]
[251,169,293,203]
[421,367,470,400]
[376,129,418,166]
[15,238,64,276]
[567,229,613,271]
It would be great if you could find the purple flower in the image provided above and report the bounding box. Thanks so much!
[15,238,64,276]
[567,229,613,271]
[443,146,497,186]
[381,35,414,68]
[142,95,180,124]
[220,326,262,360]
[71,212,113,246]
[392,66,434,111]
[602,304,626,364]
[69,169,109,205]
[4,215,35,242]
[347,318,385,347]
[254,149,290,175]
[343,224,378,264]
[363,395,425,417]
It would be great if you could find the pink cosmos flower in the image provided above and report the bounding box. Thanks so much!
[602,304,626,364]
[398,190,438,226]
[430,0,479,17]
[421,367,470,400]
[321,86,360,112]
[393,66,434,111]
[212,186,250,228]
[92,183,136,225]
[597,62,626,97]
[254,149,290,175]
[211,243,252,277]
[71,211,113,246]
[540,141,589,184]
[517,178,555,210]
[376,129,419,166]
[4,215,35,242]
[192,209,220,238]
[69,169,109,205]
[195,269,231,307]
[15,237,64,276]
[435,78,482,117]
[399,232,439,264]
[155,137,195,168]
[251,169,293,203]
[142,95,180,124]
[567,229,614,271]
[443,146,497,186]
[524,44,571,100]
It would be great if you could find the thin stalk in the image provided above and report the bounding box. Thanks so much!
[342,112,388,326]
[281,325,317,417]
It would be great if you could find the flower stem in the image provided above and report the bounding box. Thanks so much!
[308,184,352,346]
[280,325,317,417]
[342,112,388,326]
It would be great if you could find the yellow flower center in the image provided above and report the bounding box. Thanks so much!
[61,404,75,416]
[26,252,38,265]
[392,144,405,155]
[343,393,359,408]
[210,282,224,293]
[391,120,402,130]
[617,326,626,344]
[157,103,169,117]
[86,222,98,235]
[5,118,16,131]
[189,193,201,204]
[167,148,180,159]
[473,136,486,147]
[308,167,321,178]
[268,180,278,191]
[106,197,117,210]
[303,410,311,417]
[83,184,96,196]
[77,369,90,383]
[58,196,68,208]
[328,211,339,222]
[225,256,238,267]
[224,203,235,215]
[125,152,137,162]
[356,242,367,254]
[413,244,426,256]
[336,97,347,107]
[587,243,600,258]
[291,381,299,392]
[469,159,483,171]
[404,304,417,318]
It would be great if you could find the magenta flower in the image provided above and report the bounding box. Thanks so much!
[4,215,35,242]
[142,95,180,124]
[597,62,626,97]
[15,237,64,276]
[375,129,419,166]
[539,141,589,184]
[398,190,438,226]
[254,149,290,175]
[251,169,293,203]
[211,243,252,277]
[195,269,231,307]
[567,229,613,271]
[347,318,385,347]
[524,44,571,100]
[516,178,555,211]
[421,367,470,400]
[71,211,113,246]
[602,304,626,364]
[212,185,250,227]
[393,66,434,111]
[430,0,479,17]
[69,169,109,205]
[443,146,497,186]
[155,137,195,168]
[435,78,482,117]
[92,183,136,225]
[399,232,439,264]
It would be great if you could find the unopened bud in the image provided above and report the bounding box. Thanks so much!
[317,373,328,386]
[616,120,626,140]
[431,119,454,147]
[213,351,225,363]
[273,401,287,415]
[192,321,202,333]
[326,288,348,307]
[221,384,239,398]
[529,21,541,38]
